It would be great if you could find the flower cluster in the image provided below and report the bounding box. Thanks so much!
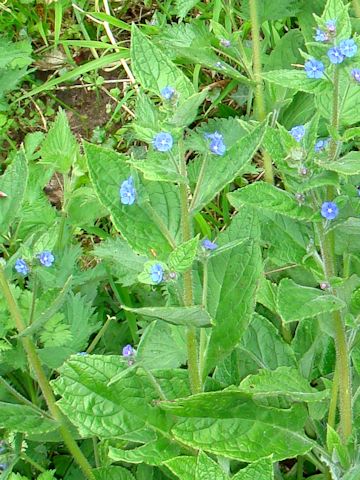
[14,251,55,276]
[205,131,226,156]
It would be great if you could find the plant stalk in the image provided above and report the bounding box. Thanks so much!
[0,267,96,480]
[248,0,274,184]
[179,150,201,394]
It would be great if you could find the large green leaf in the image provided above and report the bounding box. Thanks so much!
[232,458,274,480]
[277,278,345,323]
[122,305,212,328]
[166,451,228,480]
[262,70,328,95]
[0,402,57,434]
[228,183,316,221]
[162,391,313,462]
[317,152,360,176]
[85,142,181,259]
[241,0,304,21]
[0,151,28,237]
[203,209,262,376]
[131,25,194,99]
[191,122,266,213]
[239,366,329,402]
[93,466,135,480]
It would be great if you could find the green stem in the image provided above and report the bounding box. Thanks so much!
[108,277,139,344]
[92,437,100,468]
[296,456,304,480]
[329,68,340,163]
[0,267,96,480]
[21,453,46,473]
[189,154,208,213]
[144,202,177,250]
[199,259,209,387]
[86,314,115,353]
[328,363,339,431]
[179,149,201,395]
[248,0,274,184]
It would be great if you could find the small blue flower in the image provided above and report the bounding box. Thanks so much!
[15,258,29,276]
[38,250,55,267]
[327,46,344,64]
[214,61,225,69]
[150,263,164,284]
[220,38,231,48]
[161,86,175,100]
[289,125,306,142]
[325,19,336,33]
[76,351,88,356]
[304,58,325,79]
[153,132,173,152]
[205,131,226,156]
[339,38,358,58]
[321,201,339,220]
[351,68,360,82]
[122,344,135,357]
[314,138,330,152]
[314,28,328,42]
[119,176,136,205]
[202,239,218,250]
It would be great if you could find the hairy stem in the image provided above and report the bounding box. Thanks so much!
[249,0,274,184]
[179,150,201,394]
[328,363,339,430]
[0,267,95,480]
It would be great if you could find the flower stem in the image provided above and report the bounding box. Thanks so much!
[0,267,96,480]
[248,0,274,184]
[179,149,201,395]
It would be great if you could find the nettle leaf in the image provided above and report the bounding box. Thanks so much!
[0,151,28,237]
[0,402,57,434]
[39,110,78,173]
[204,208,262,376]
[130,150,186,184]
[131,24,194,99]
[168,236,199,272]
[228,183,316,222]
[166,451,228,480]
[321,0,351,41]
[241,0,304,21]
[233,457,274,480]
[162,391,313,462]
[86,142,181,259]
[239,366,329,402]
[191,121,266,213]
[93,237,147,287]
[277,278,345,323]
[175,0,200,19]
[317,152,360,176]
[262,70,329,95]
[169,89,209,128]
[93,466,136,480]
[122,305,212,328]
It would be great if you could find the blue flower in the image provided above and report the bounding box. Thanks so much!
[351,68,360,82]
[289,125,306,142]
[327,46,344,64]
[314,28,328,42]
[321,201,339,220]
[304,58,325,79]
[119,176,136,205]
[314,138,329,152]
[122,344,135,357]
[76,351,88,356]
[153,132,173,152]
[214,61,225,69]
[161,86,175,100]
[150,263,164,284]
[325,19,336,33]
[220,38,231,47]
[202,239,218,250]
[15,258,29,276]
[339,39,358,58]
[38,250,55,267]
[205,131,226,156]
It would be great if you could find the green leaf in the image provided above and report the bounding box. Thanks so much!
[130,151,186,184]
[93,466,136,480]
[228,183,316,221]
[166,451,228,480]
[204,208,262,376]
[232,458,274,480]
[168,237,199,272]
[262,70,328,95]
[40,313,73,348]
[131,25,194,99]
[0,38,32,69]
[93,237,147,287]
[241,0,304,21]
[239,366,329,402]
[39,110,78,173]
[163,391,313,462]
[122,305,212,328]
[321,0,351,41]
[191,122,266,213]
[277,278,345,323]
[317,151,360,176]
[86,142,180,259]
[137,321,187,371]
[175,0,200,19]
[0,402,57,434]
[0,151,28,237]
[109,435,179,466]
[169,89,209,128]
